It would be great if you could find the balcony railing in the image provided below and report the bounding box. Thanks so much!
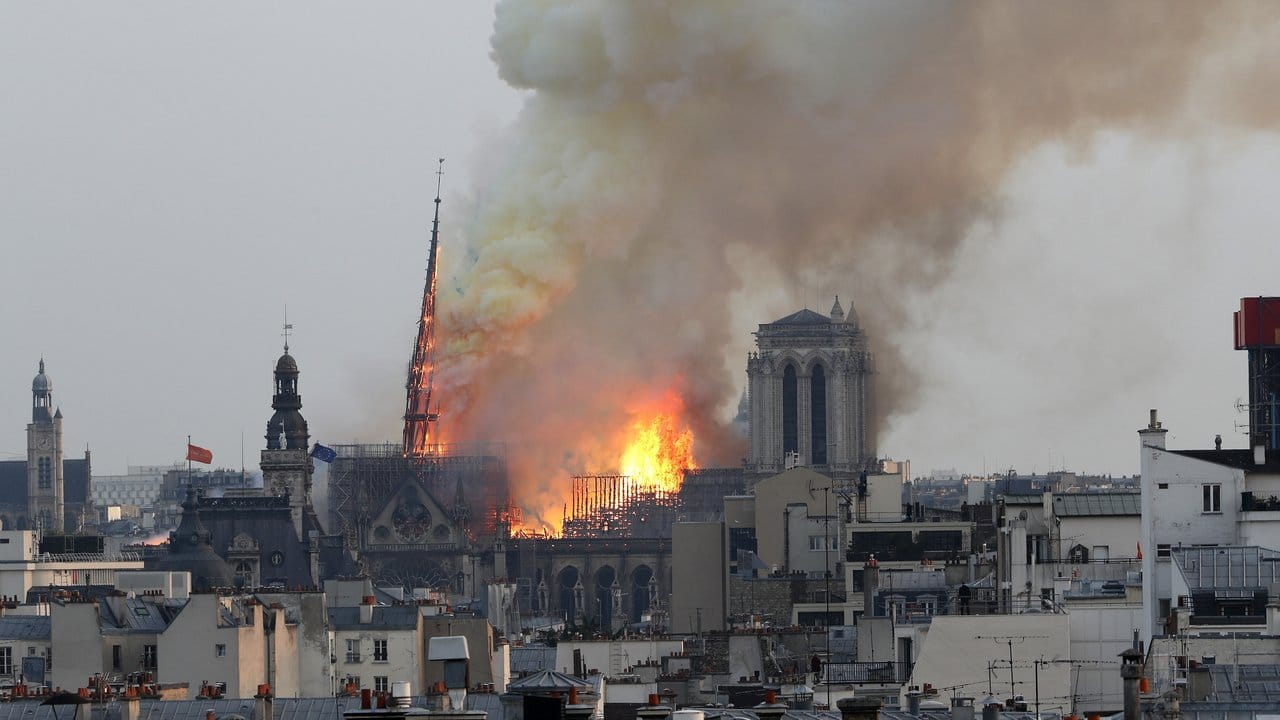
[345,653,362,663]
[824,661,913,684]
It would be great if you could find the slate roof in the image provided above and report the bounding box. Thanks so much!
[100,597,186,633]
[327,604,419,630]
[510,645,557,674]
[1052,492,1140,517]
[0,615,49,641]
[771,309,831,325]
[0,457,91,515]
[1168,448,1280,473]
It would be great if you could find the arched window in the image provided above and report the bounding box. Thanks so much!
[783,365,798,458]
[811,365,827,465]
[235,562,254,588]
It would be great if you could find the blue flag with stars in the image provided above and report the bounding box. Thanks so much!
[310,443,337,463]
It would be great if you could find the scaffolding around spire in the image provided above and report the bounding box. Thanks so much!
[403,158,445,456]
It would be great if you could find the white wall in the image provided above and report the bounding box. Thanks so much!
[1067,603,1145,715]
[1141,445,1241,639]
[904,613,1070,708]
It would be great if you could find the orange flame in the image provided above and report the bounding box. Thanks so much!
[618,393,697,494]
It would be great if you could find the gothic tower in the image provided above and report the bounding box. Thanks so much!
[745,297,875,477]
[27,359,64,531]
[262,336,313,537]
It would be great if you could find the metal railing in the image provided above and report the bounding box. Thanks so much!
[824,661,913,684]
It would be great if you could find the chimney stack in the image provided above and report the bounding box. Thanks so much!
[863,556,879,618]
[1120,647,1144,720]
[1140,410,1168,451]
[838,697,882,720]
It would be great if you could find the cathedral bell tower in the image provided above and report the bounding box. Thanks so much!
[746,297,876,477]
[27,359,64,531]
[261,328,313,537]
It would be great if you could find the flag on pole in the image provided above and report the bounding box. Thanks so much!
[310,443,337,463]
[187,444,213,464]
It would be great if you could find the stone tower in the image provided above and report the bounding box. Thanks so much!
[745,297,875,476]
[27,359,64,531]
[262,337,313,537]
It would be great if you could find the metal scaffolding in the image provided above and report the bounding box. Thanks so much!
[561,474,679,539]
[327,442,508,550]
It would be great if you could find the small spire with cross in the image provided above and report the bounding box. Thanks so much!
[282,305,293,354]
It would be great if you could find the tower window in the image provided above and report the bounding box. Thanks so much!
[37,457,51,490]
[783,365,798,458]
[811,365,828,465]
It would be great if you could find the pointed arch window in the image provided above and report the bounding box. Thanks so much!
[783,365,798,457]
[811,365,828,465]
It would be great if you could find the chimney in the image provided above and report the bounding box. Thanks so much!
[981,700,1001,720]
[636,693,673,720]
[254,683,273,720]
[906,689,922,715]
[359,596,374,624]
[837,696,882,720]
[1140,410,1168,451]
[1120,647,1144,720]
[1186,666,1212,701]
[951,697,975,720]
[564,686,594,720]
[1215,434,1223,451]
[119,693,141,720]
[754,690,787,720]
[863,556,879,618]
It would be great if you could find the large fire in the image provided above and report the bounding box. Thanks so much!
[619,410,697,495]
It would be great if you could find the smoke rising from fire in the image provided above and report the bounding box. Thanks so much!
[436,1,1280,527]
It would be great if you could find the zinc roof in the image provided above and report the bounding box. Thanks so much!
[1172,545,1280,591]
[0,615,50,641]
[1052,492,1140,517]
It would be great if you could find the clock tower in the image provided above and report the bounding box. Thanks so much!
[261,330,313,538]
[26,359,64,531]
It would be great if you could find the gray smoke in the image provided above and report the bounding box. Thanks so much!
[435,1,1280,526]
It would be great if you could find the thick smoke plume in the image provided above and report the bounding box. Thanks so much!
[437,1,1279,527]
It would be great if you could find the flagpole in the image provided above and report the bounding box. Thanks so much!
[187,434,192,489]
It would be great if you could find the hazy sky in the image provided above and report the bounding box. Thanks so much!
[2,2,1278,483]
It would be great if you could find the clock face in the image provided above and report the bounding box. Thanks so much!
[35,436,51,451]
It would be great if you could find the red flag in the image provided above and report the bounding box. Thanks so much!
[187,444,213,464]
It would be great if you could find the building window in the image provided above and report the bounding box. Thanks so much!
[374,677,389,693]
[811,365,828,465]
[346,639,361,663]
[1203,484,1222,513]
[46,647,51,670]
[0,647,11,676]
[1157,483,1169,489]
[215,644,226,658]
[783,365,798,458]
[1157,544,1172,558]
[143,645,157,670]
[373,639,388,663]
[112,645,121,670]
[37,457,51,490]
[809,535,837,551]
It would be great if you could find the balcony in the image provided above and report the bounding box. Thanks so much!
[825,661,913,684]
